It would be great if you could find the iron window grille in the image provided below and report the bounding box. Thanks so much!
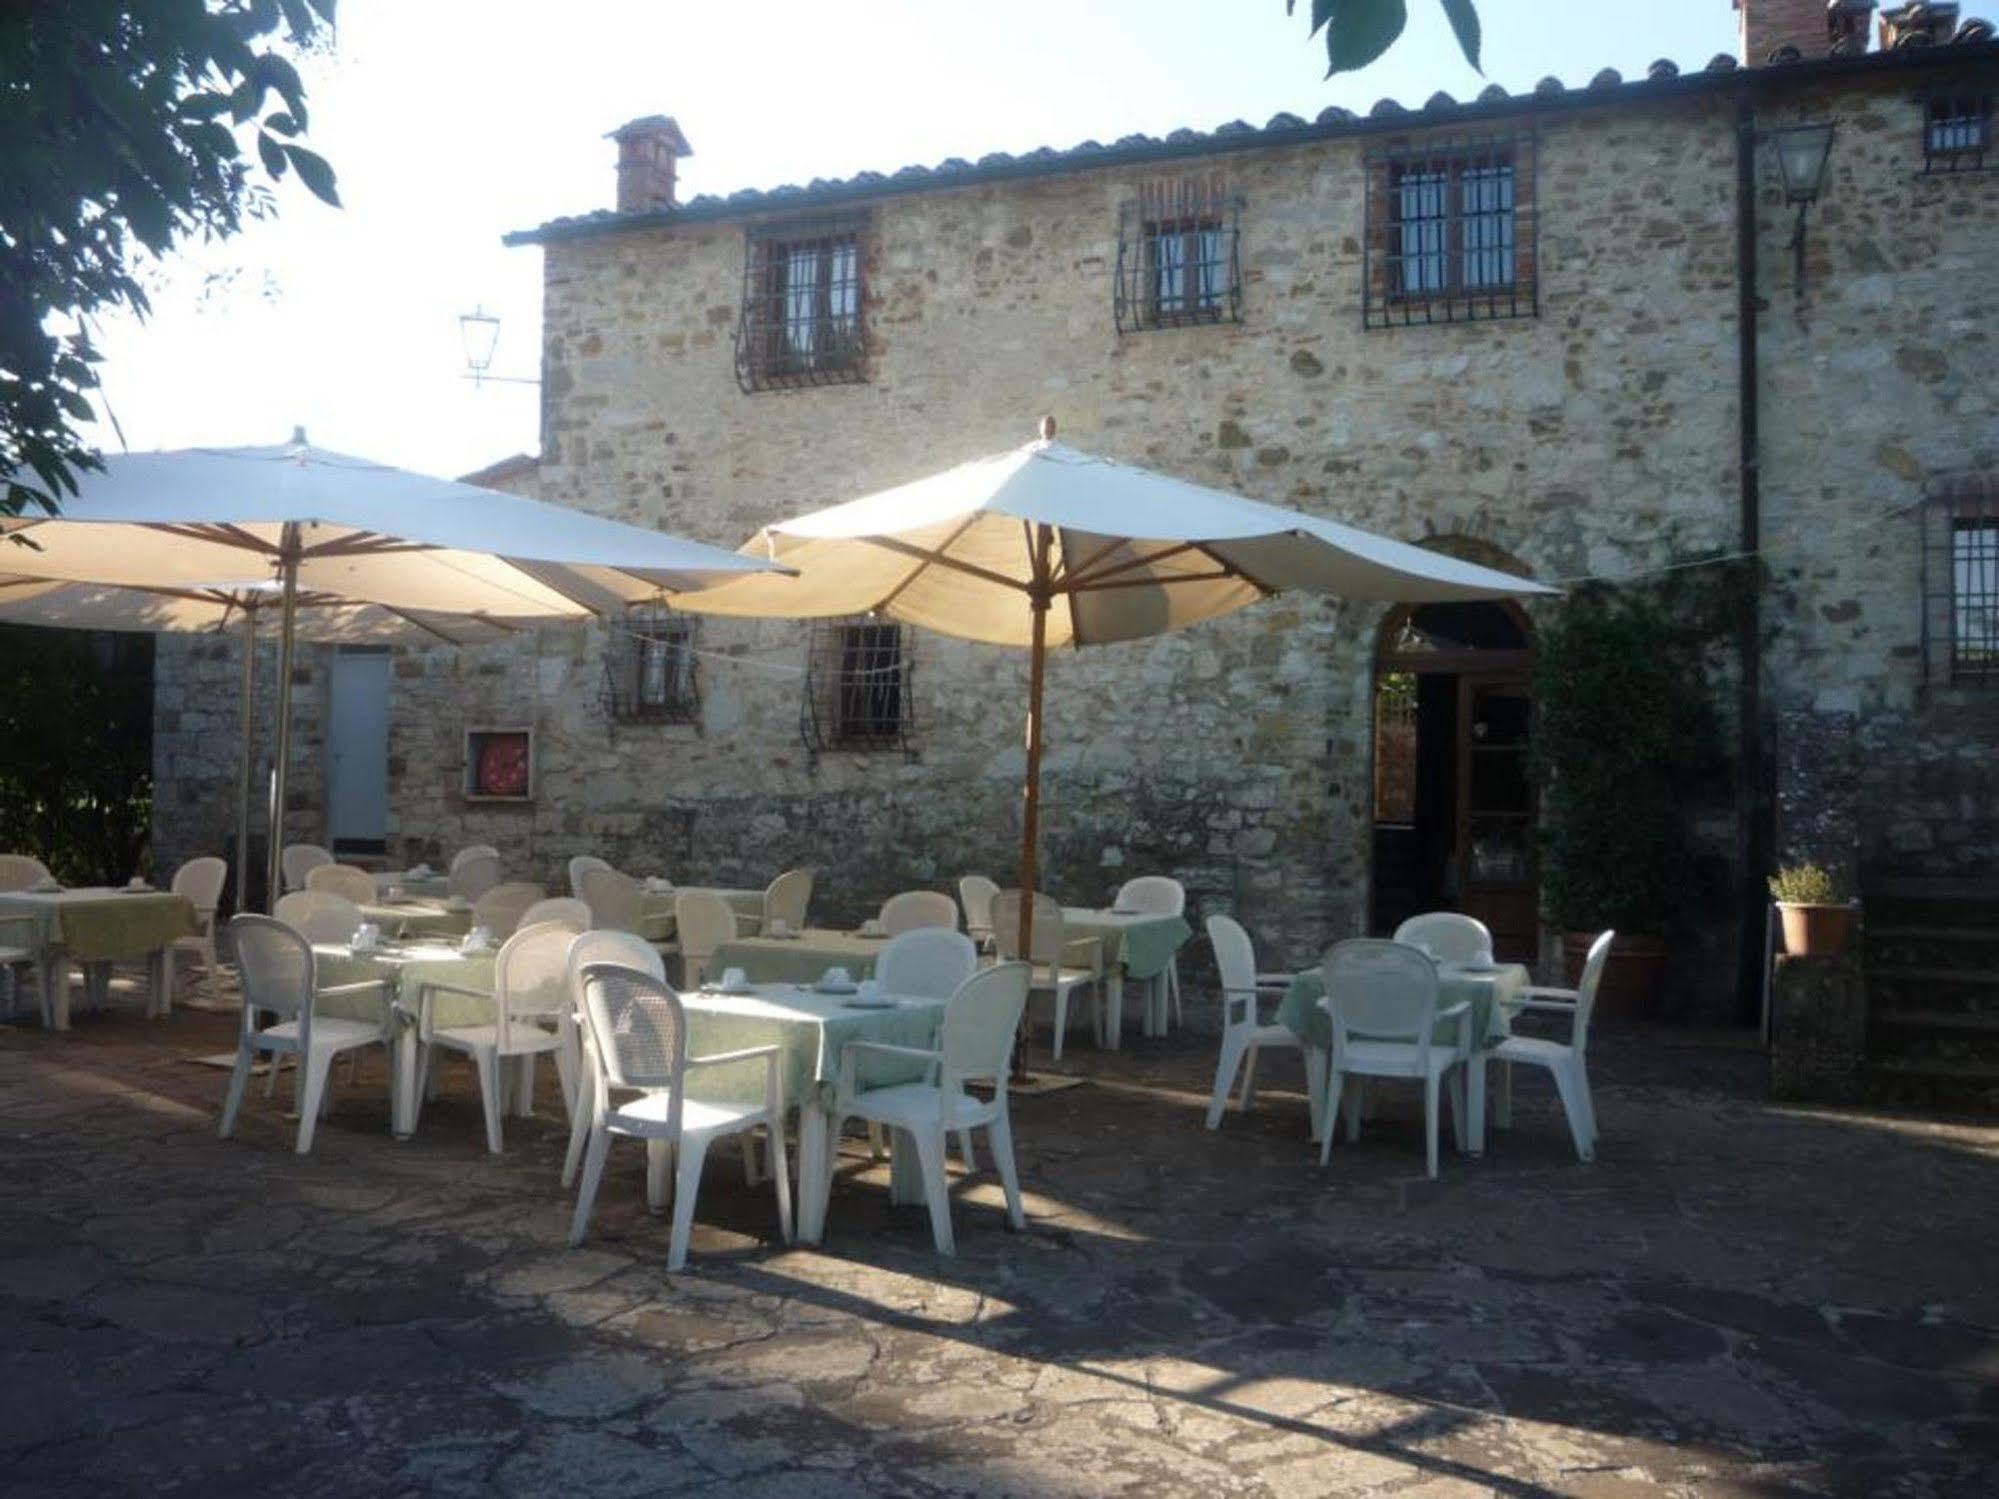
[735,214,868,393]
[802,616,913,753]
[1364,131,1538,329]
[1115,175,1242,333]
[1923,94,1991,173]
[604,606,700,724]
[1920,477,1999,687]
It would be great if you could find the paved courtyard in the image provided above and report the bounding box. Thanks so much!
[1,1000,1994,1497]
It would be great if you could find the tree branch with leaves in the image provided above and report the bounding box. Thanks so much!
[0,0,342,517]
[1288,0,1483,76]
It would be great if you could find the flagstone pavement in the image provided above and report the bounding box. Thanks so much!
[1,990,1994,1497]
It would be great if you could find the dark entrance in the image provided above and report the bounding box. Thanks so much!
[1369,601,1537,961]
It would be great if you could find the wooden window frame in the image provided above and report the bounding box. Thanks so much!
[1920,477,1999,688]
[735,215,868,392]
[1923,92,1992,174]
[1115,179,1243,334]
[1365,131,1538,329]
[802,616,914,753]
[605,606,699,725]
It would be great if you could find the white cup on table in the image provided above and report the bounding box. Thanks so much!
[719,966,748,992]
[768,918,792,938]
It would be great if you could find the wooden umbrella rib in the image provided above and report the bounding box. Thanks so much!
[1073,569,1238,594]
[1192,541,1281,597]
[1049,534,1122,585]
[304,532,437,559]
[860,535,1029,595]
[1059,540,1204,593]
[871,514,984,613]
[142,521,280,555]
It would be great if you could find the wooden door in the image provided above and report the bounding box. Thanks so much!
[1456,674,1536,960]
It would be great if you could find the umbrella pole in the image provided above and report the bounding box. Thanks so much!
[263,534,301,913]
[1015,523,1054,1079]
[235,607,257,915]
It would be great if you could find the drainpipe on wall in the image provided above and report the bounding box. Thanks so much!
[1734,86,1772,1027]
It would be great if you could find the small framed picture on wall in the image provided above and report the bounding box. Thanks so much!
[465,728,534,802]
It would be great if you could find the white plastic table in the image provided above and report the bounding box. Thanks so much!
[0,887,196,1029]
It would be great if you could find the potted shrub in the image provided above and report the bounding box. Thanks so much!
[1535,571,1740,1018]
[1768,863,1856,957]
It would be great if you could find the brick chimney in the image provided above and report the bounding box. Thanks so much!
[1736,1,1877,63]
[1879,2,1960,49]
[608,115,692,215]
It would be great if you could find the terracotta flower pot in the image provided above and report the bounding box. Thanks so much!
[1563,930,1668,1020]
[1777,902,1855,958]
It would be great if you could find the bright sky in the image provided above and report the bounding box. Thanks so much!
[85,0,1752,480]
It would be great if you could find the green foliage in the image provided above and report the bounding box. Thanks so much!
[1534,558,1756,934]
[0,0,340,518]
[0,626,155,883]
[1287,0,1482,76]
[1768,863,1841,905]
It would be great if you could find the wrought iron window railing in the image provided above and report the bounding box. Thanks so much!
[1921,477,1999,687]
[1364,131,1538,329]
[1923,94,1991,174]
[604,606,699,724]
[735,214,868,392]
[1115,177,1242,333]
[802,617,912,753]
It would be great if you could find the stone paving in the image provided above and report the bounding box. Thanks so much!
[2,996,1995,1497]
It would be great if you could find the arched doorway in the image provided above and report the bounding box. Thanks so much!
[1370,600,1538,960]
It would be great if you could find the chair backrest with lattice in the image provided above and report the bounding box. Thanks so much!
[172,857,228,928]
[306,863,376,907]
[879,890,958,935]
[230,914,317,1040]
[990,890,1067,969]
[274,890,363,945]
[568,855,613,898]
[1572,928,1616,1055]
[449,852,502,903]
[675,890,736,984]
[474,881,546,940]
[491,920,575,1052]
[1392,912,1493,967]
[876,927,977,999]
[958,874,999,939]
[521,896,590,932]
[451,844,500,874]
[1321,939,1441,1051]
[281,843,332,891]
[578,962,689,1123]
[764,868,813,930]
[579,866,643,933]
[1116,875,1186,917]
[1205,913,1262,1030]
[0,854,52,891]
[941,961,1031,1087]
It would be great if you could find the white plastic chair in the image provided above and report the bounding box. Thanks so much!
[873,927,981,1168]
[674,889,738,988]
[1393,912,1494,967]
[763,868,813,931]
[560,931,666,1188]
[164,856,228,1008]
[0,910,47,1027]
[827,961,1032,1255]
[273,890,364,945]
[1203,915,1322,1133]
[280,843,333,892]
[305,862,378,908]
[567,962,792,1272]
[451,844,500,873]
[1317,939,1470,1179]
[579,865,644,932]
[412,920,573,1152]
[473,881,547,940]
[521,896,591,932]
[1116,875,1188,1028]
[568,855,614,899]
[218,914,389,1155]
[991,890,1100,1061]
[958,874,999,948]
[448,851,503,903]
[878,890,959,935]
[1485,928,1612,1162]
[0,854,53,892]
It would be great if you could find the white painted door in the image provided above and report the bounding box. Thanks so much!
[328,649,391,848]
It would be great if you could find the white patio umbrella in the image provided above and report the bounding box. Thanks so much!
[680,420,1559,958]
[0,431,778,904]
[0,574,522,909]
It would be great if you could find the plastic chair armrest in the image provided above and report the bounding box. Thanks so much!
[1514,997,1579,1013]
[686,1044,783,1069]
[1255,971,1296,989]
[1518,985,1578,1004]
[421,980,496,1002]
[317,979,389,998]
[837,1039,943,1104]
[0,914,40,939]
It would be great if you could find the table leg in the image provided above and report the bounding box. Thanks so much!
[43,952,69,1032]
[1466,1053,1488,1156]
[1104,969,1124,1051]
[146,950,167,1018]
[392,1023,419,1139]
[1303,1045,1329,1143]
[796,1103,831,1245]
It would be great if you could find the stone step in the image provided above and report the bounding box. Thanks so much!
[1862,880,1999,931]
[1867,1010,1999,1073]
[1865,926,1999,971]
[1861,1057,1999,1112]
[1870,1009,1999,1035]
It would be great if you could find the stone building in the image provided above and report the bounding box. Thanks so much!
[153,1,1997,1024]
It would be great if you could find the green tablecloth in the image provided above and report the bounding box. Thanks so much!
[1277,963,1528,1051]
[710,929,882,987]
[636,887,766,944]
[361,901,474,941]
[0,889,197,962]
[313,943,498,1030]
[1061,908,1193,980]
[680,984,943,1107]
